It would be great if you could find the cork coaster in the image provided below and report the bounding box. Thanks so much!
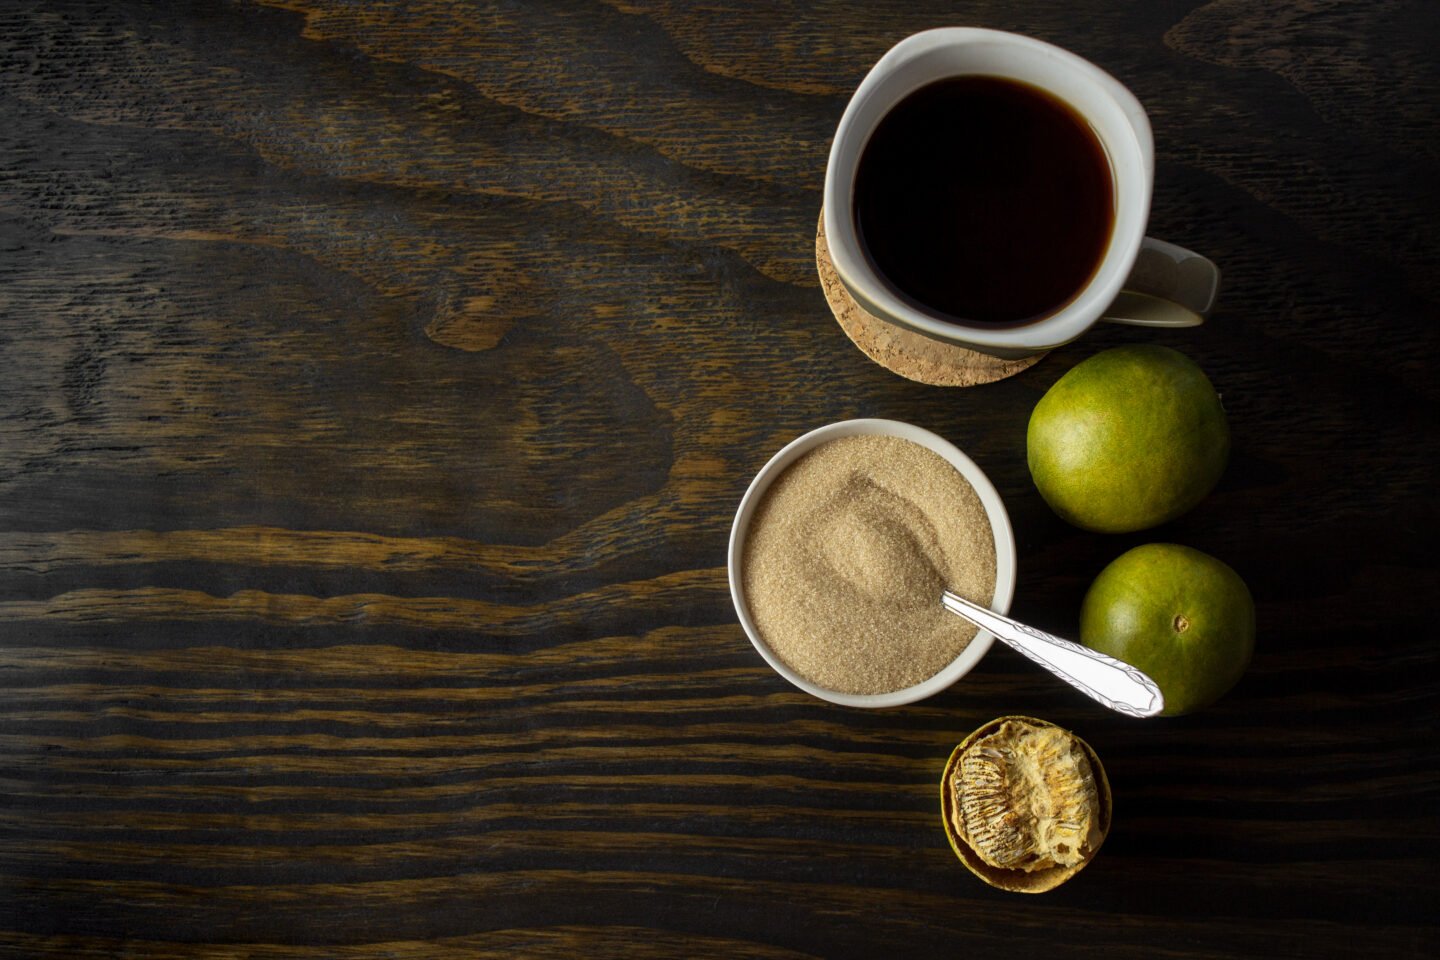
[816,210,1044,386]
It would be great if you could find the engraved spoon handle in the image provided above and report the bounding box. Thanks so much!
[941,590,1165,718]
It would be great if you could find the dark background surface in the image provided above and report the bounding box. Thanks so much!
[1,1,1436,957]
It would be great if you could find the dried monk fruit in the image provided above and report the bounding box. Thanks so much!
[941,716,1111,893]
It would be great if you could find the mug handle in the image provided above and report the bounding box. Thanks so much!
[1101,237,1220,328]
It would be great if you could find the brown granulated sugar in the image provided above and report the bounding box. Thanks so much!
[742,434,998,695]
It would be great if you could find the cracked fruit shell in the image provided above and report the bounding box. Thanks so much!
[941,716,1111,893]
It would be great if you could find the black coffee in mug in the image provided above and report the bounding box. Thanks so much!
[853,75,1115,327]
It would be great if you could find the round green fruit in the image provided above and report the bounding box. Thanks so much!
[1027,344,1229,533]
[1080,544,1255,716]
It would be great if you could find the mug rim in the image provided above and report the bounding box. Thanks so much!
[823,27,1155,355]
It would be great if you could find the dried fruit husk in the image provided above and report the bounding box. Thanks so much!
[940,716,1111,893]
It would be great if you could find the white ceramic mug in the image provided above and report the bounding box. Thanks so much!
[823,28,1220,360]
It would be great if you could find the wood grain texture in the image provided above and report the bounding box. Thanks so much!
[1,1,1437,957]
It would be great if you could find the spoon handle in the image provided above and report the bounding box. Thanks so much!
[941,591,1165,718]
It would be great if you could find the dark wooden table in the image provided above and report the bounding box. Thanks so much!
[2,2,1436,957]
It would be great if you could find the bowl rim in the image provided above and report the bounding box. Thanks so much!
[727,418,1017,708]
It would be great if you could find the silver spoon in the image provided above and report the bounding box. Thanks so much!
[941,590,1165,718]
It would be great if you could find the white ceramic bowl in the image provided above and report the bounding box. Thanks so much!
[728,419,1017,707]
